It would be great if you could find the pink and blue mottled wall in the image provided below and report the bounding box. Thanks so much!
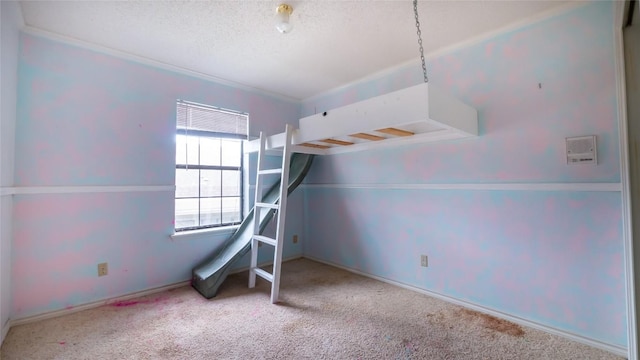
[301,1,625,348]
[12,32,304,319]
[6,0,628,352]
[0,1,24,343]
[1,0,23,343]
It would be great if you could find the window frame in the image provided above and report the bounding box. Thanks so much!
[174,101,247,233]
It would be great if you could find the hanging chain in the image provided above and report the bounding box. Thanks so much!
[413,0,428,83]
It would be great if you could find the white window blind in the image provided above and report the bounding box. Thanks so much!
[177,101,248,139]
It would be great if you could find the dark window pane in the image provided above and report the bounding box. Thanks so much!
[201,170,221,197]
[200,198,221,227]
[200,137,221,166]
[222,170,240,196]
[221,139,241,167]
[175,169,199,198]
[175,198,199,229]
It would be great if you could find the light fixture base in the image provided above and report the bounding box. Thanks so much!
[275,4,294,34]
[276,4,293,16]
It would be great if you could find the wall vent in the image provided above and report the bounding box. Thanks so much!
[566,135,597,165]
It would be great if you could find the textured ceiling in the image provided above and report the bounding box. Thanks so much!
[20,1,580,100]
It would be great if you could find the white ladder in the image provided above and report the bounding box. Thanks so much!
[249,124,293,303]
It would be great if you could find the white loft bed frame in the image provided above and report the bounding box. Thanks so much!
[246,83,478,155]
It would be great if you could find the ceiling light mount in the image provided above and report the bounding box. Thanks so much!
[275,4,294,34]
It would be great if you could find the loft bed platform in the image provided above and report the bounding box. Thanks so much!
[246,83,478,156]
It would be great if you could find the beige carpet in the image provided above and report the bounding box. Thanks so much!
[1,258,624,360]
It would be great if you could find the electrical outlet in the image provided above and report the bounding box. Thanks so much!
[420,255,428,267]
[293,235,298,244]
[98,262,108,277]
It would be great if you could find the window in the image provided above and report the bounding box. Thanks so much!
[175,100,248,232]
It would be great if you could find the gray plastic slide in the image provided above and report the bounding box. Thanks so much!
[192,153,314,299]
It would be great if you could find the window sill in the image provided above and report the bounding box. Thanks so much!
[171,225,239,240]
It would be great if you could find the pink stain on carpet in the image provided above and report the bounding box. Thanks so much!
[111,300,143,307]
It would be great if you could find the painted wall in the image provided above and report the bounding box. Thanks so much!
[625,15,640,358]
[1,0,22,343]
[301,2,626,348]
[12,33,303,319]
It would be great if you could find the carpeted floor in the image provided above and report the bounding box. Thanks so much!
[0,258,624,359]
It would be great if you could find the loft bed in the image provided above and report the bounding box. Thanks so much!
[196,4,478,306]
[246,82,478,155]
[195,83,478,304]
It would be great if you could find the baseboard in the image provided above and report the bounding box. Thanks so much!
[10,280,190,327]
[303,256,628,358]
[2,318,12,346]
[9,255,304,328]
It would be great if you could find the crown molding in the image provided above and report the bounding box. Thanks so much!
[302,1,589,104]
[20,26,300,104]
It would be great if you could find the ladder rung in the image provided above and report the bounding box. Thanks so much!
[253,235,277,246]
[252,268,273,282]
[255,202,278,209]
[258,168,282,175]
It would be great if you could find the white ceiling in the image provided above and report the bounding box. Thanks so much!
[19,1,581,100]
